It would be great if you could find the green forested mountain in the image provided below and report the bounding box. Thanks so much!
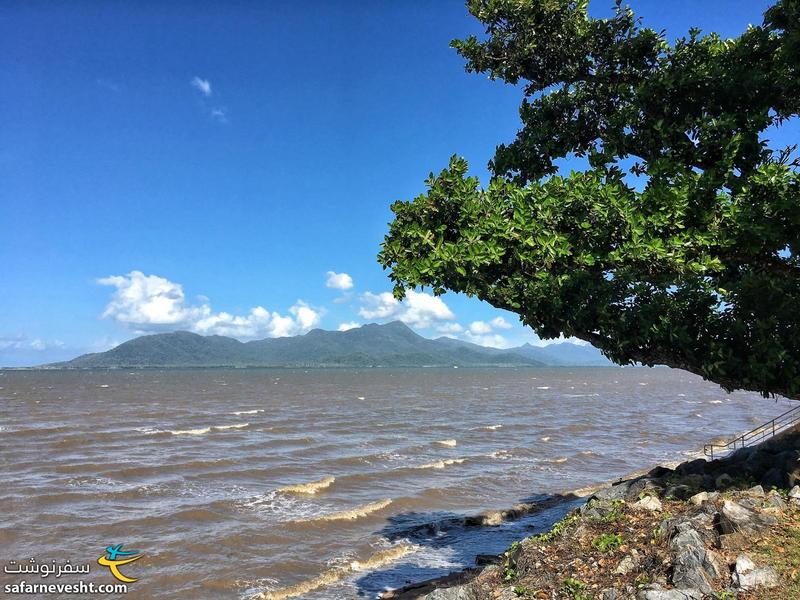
[44,321,612,368]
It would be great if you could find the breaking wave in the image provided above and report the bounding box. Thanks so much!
[277,476,335,495]
[248,544,417,600]
[291,499,392,524]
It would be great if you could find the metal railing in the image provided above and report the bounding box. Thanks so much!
[703,404,800,460]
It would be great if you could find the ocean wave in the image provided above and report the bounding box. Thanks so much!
[277,476,335,495]
[290,499,392,524]
[248,544,417,600]
[434,439,457,447]
[471,424,503,431]
[414,458,466,470]
[232,409,265,415]
[170,427,212,435]
[141,423,251,436]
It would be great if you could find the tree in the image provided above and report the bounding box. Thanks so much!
[379,0,800,399]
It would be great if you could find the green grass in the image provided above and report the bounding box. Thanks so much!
[591,533,623,553]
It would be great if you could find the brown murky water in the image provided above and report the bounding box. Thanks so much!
[0,368,792,599]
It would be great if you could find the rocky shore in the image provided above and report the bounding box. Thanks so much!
[383,427,800,600]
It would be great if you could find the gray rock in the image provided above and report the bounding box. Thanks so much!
[602,589,619,600]
[732,554,780,590]
[746,484,765,497]
[669,527,706,552]
[581,498,621,520]
[593,481,632,502]
[676,459,708,476]
[789,485,800,500]
[764,492,787,510]
[634,496,663,512]
[671,546,717,594]
[719,499,776,535]
[688,492,708,506]
[638,584,703,599]
[615,554,639,575]
[422,583,479,600]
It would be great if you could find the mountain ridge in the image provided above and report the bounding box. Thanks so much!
[41,321,613,369]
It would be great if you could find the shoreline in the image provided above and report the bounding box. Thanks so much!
[379,428,800,599]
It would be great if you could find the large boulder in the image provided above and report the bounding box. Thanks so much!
[732,554,779,591]
[718,499,777,535]
[669,528,724,595]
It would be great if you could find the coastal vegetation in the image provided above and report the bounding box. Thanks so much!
[379,0,800,400]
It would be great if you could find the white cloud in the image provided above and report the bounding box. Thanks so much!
[490,316,513,329]
[210,107,227,123]
[358,289,455,329]
[97,271,205,327]
[468,320,493,335]
[97,271,321,339]
[436,323,463,334]
[338,321,361,331]
[326,271,354,291]
[463,331,510,348]
[191,76,212,96]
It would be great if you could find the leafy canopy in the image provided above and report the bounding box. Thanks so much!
[379,0,800,399]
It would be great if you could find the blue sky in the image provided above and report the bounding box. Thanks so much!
[0,0,788,365]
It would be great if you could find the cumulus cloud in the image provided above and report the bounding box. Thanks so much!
[459,315,515,347]
[326,271,354,291]
[468,320,493,335]
[490,316,513,329]
[97,271,321,339]
[337,321,361,331]
[463,332,510,348]
[191,76,212,96]
[358,289,455,329]
[436,323,463,334]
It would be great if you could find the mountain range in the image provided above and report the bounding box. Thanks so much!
[43,321,614,369]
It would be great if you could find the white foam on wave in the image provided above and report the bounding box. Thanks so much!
[473,424,503,431]
[247,543,417,600]
[291,499,393,524]
[709,400,723,404]
[541,436,551,442]
[137,422,251,436]
[277,476,335,495]
[536,386,551,390]
[435,439,457,447]
[214,423,249,431]
[488,449,512,459]
[232,409,264,415]
[415,458,466,470]
[170,427,212,435]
